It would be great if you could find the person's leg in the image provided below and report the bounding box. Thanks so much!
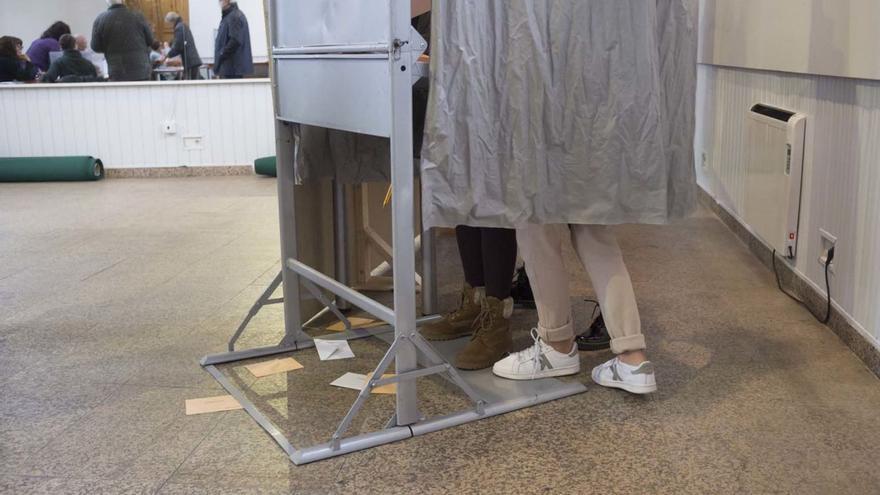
[569,225,646,361]
[421,226,486,341]
[492,224,580,380]
[456,225,485,289]
[480,227,517,299]
[570,225,655,394]
[454,227,516,370]
[518,224,576,345]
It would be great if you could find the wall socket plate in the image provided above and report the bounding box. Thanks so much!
[701,151,709,168]
[818,228,837,273]
[163,120,177,135]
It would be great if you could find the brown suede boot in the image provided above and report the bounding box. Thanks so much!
[455,296,514,370]
[421,284,485,341]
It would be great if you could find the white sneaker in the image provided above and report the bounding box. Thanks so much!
[591,357,657,394]
[492,329,580,380]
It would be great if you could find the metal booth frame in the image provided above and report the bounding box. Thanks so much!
[201,0,587,465]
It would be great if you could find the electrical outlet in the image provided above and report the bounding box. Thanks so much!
[701,151,709,168]
[163,120,177,135]
[183,135,204,150]
[818,228,837,273]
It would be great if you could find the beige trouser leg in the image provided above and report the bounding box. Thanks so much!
[516,224,646,354]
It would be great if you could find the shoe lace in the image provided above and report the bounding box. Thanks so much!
[448,290,473,320]
[525,328,544,379]
[470,299,496,340]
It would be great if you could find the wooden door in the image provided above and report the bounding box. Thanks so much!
[129,0,189,44]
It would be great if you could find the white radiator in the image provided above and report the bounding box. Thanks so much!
[744,103,807,258]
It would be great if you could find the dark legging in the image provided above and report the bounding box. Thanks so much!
[455,226,517,299]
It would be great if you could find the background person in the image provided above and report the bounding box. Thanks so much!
[0,36,38,83]
[41,34,98,83]
[213,0,252,79]
[164,11,201,80]
[26,21,71,72]
[91,0,154,81]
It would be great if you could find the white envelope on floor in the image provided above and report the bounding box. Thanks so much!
[314,339,355,361]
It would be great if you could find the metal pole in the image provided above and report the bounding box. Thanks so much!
[265,0,304,344]
[332,180,351,310]
[389,0,420,426]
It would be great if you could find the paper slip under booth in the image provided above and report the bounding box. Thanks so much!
[314,339,356,361]
[245,357,304,378]
[185,395,244,415]
[325,317,386,332]
[330,372,397,395]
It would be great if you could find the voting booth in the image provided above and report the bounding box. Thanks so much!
[201,0,586,465]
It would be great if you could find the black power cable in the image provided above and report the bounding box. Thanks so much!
[772,247,835,324]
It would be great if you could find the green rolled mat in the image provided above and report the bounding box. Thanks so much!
[0,156,104,182]
[254,156,277,177]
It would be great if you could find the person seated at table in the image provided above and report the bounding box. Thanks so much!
[42,34,98,83]
[149,40,164,68]
[26,21,71,72]
[0,36,38,83]
[75,34,105,78]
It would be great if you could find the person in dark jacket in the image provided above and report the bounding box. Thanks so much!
[91,0,155,81]
[26,21,71,72]
[214,0,253,79]
[0,36,38,83]
[42,34,98,83]
[164,11,202,80]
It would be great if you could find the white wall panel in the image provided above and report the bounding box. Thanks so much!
[0,80,275,169]
[696,64,880,347]
[700,0,880,81]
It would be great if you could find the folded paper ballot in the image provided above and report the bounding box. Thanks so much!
[314,339,356,361]
[244,357,304,378]
[326,317,386,332]
[330,372,397,395]
[185,395,243,415]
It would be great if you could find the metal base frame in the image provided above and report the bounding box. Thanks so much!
[201,0,586,465]
[201,320,586,465]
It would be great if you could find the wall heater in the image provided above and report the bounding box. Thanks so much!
[744,103,807,259]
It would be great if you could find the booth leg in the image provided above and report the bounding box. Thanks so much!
[333,180,352,311]
[390,7,421,426]
[276,122,305,344]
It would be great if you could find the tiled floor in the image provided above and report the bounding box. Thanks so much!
[2,177,879,494]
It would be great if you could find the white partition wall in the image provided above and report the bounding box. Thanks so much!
[0,80,275,169]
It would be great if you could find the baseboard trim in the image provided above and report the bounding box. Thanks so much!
[699,188,880,378]
[105,166,255,178]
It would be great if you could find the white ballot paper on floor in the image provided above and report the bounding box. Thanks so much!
[330,372,397,394]
[314,339,355,361]
[330,372,368,391]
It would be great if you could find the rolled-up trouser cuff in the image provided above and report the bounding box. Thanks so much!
[611,334,646,354]
[537,319,575,343]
